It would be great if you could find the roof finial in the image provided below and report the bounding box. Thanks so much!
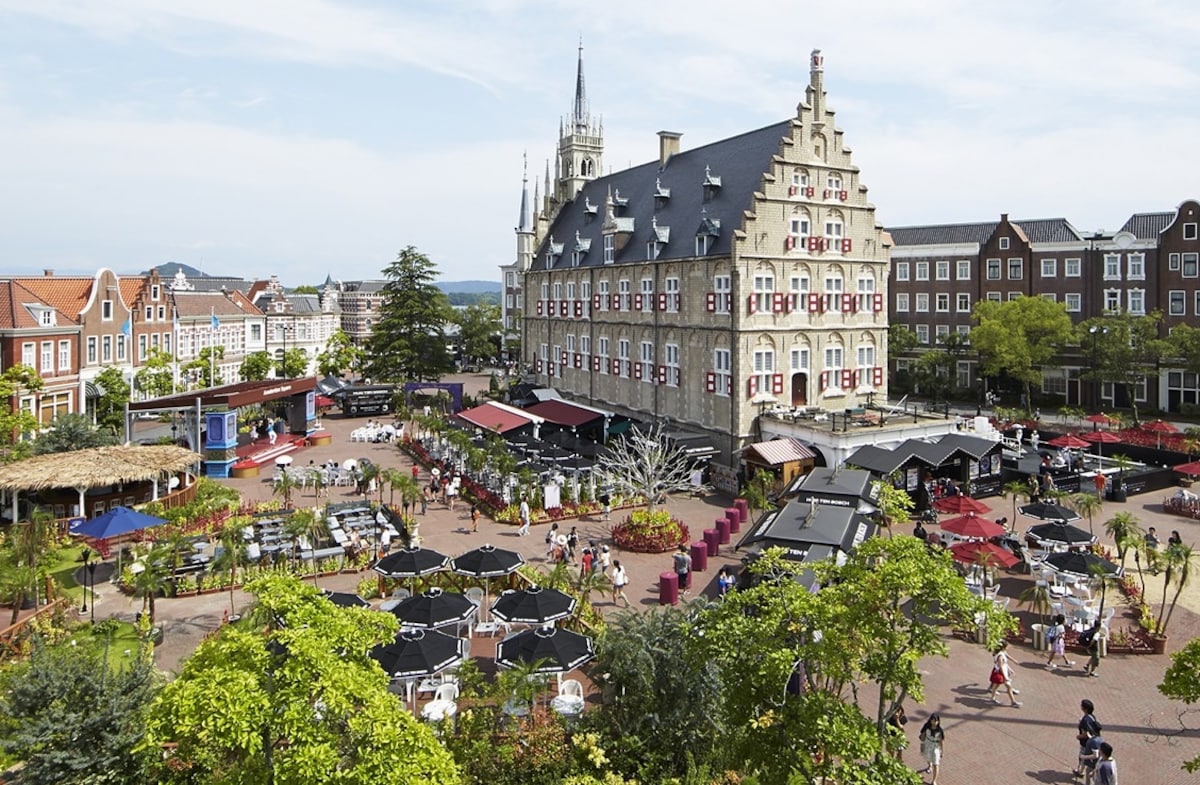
[573,39,588,133]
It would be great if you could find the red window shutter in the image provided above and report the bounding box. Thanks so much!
[838,189,848,201]
[841,293,853,313]
[807,235,820,251]
[769,292,782,313]
[807,292,821,313]
[592,356,601,372]
[873,292,884,312]
[841,369,853,389]
[873,366,884,386]
[561,350,569,364]
[536,300,544,316]
[726,376,733,395]
[788,185,798,196]
[611,294,621,311]
[705,292,716,312]
[784,295,794,313]
[705,372,716,393]
[657,365,667,384]
[574,300,583,317]
[574,353,582,369]
[841,238,853,253]
[611,358,620,375]
[560,299,568,314]
[547,300,556,316]
[592,294,602,310]
[547,362,555,377]
[804,186,815,197]
[819,371,828,389]
[747,295,758,315]
[634,293,644,310]
[747,376,759,397]
[535,359,543,373]
[634,363,643,380]
[673,294,681,311]
[658,292,668,310]
[772,373,784,394]
[823,189,831,199]
[784,236,794,251]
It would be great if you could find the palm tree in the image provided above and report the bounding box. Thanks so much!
[1103,511,1142,573]
[1019,581,1053,627]
[273,471,300,510]
[1002,479,1030,532]
[359,462,383,504]
[130,544,172,627]
[1158,543,1195,637]
[4,508,56,620]
[1069,492,1103,536]
[212,521,250,617]
[284,508,327,586]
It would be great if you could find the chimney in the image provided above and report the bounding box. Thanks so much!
[657,131,682,167]
[43,269,54,277]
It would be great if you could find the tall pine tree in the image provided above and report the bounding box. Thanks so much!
[366,246,453,382]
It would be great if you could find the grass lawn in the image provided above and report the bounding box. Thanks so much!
[47,544,88,602]
[74,620,145,671]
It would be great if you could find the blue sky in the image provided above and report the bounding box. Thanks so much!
[2,1,1199,285]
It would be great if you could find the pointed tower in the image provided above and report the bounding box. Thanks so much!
[556,42,603,205]
[516,153,535,272]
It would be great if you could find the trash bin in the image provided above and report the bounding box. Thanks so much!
[1096,635,1107,658]
[974,611,987,645]
[716,517,731,544]
[690,541,708,573]
[1030,623,1048,651]
[703,529,720,557]
[659,571,679,605]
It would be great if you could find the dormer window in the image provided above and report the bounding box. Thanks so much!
[702,165,722,202]
[695,215,721,256]
[38,308,55,327]
[572,231,591,267]
[654,178,671,209]
[646,216,670,260]
[583,196,598,217]
[999,237,1010,250]
[545,235,565,269]
[603,234,615,264]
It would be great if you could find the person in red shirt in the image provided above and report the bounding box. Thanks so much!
[411,465,419,480]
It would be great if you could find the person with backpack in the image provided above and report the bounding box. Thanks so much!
[1080,620,1104,677]
[673,544,693,595]
[1045,613,1074,669]
[1073,699,1102,778]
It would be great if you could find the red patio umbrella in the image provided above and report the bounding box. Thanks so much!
[1140,419,1178,449]
[949,540,1020,569]
[1085,413,1117,426]
[1083,429,1122,459]
[1173,460,1200,477]
[940,513,1007,540]
[933,496,992,515]
[1047,433,1091,449]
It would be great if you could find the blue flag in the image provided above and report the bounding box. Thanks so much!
[120,317,131,337]
[211,314,220,331]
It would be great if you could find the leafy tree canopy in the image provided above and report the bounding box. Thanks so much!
[32,411,119,454]
[134,347,176,399]
[290,285,319,294]
[142,574,461,784]
[94,365,132,434]
[316,328,365,378]
[971,297,1073,411]
[181,346,224,389]
[1159,636,1200,772]
[0,638,158,785]
[275,347,309,379]
[0,364,43,463]
[364,246,453,382]
[240,350,273,382]
[1083,312,1170,422]
[452,302,502,364]
[888,323,920,357]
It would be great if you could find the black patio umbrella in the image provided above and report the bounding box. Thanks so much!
[1043,550,1121,579]
[496,626,595,674]
[451,544,525,579]
[371,628,469,680]
[556,456,596,473]
[1027,521,1095,546]
[1019,502,1082,522]
[322,590,371,608]
[536,445,576,462]
[390,587,477,629]
[373,547,449,579]
[491,585,577,625]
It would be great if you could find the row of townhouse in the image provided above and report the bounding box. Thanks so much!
[887,202,1200,412]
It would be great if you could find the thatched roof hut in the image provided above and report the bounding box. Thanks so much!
[0,445,199,522]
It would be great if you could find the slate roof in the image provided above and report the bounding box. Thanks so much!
[1120,212,1173,239]
[535,121,792,266]
[736,499,875,555]
[790,466,878,507]
[887,218,1084,247]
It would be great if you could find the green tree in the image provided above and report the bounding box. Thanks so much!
[1068,491,1103,536]
[0,364,43,463]
[1156,543,1195,637]
[888,323,920,357]
[0,508,57,623]
[141,575,461,784]
[1167,323,1200,376]
[316,328,365,378]
[586,606,727,781]
[290,284,319,294]
[213,520,251,617]
[364,246,453,382]
[453,302,502,365]
[240,350,274,382]
[1084,312,1169,422]
[1104,511,1143,573]
[32,412,120,454]
[971,297,1074,413]
[94,365,132,434]
[134,347,176,399]
[284,508,327,585]
[1003,479,1031,533]
[0,639,158,785]
[131,544,173,627]
[1158,637,1200,773]
[276,347,309,379]
[181,346,224,389]
[873,478,915,536]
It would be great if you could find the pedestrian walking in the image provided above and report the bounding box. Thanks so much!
[411,464,419,481]
[1095,742,1117,785]
[580,547,594,576]
[420,489,428,516]
[717,565,735,595]
[887,704,908,762]
[600,493,611,522]
[598,544,611,574]
[1079,727,1105,785]
[918,713,944,785]
[517,498,531,536]
[1074,700,1102,778]
[566,526,579,563]
[1046,613,1074,669]
[610,559,630,607]
[470,504,480,532]
[673,544,692,595]
[986,640,1021,707]
[1080,621,1104,677]
[545,522,560,558]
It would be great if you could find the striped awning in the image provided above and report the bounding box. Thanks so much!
[85,380,106,399]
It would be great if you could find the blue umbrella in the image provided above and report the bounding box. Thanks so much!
[71,506,167,540]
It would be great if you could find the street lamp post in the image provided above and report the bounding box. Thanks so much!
[87,560,97,624]
[81,549,91,614]
[1088,325,1109,409]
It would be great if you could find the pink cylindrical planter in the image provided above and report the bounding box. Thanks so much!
[659,571,679,605]
[703,528,720,556]
[690,541,708,572]
[734,498,749,523]
[716,517,731,544]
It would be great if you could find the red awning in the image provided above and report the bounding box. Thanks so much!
[456,402,534,434]
[524,400,605,428]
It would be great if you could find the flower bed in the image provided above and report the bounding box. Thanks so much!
[612,509,690,553]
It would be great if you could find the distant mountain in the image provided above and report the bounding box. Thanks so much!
[437,280,500,294]
[145,262,208,278]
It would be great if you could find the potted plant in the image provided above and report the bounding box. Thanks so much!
[1151,543,1196,654]
[1019,581,1053,651]
[1108,453,1133,502]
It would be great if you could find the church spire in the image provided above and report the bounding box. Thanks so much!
[572,40,588,133]
[517,152,533,233]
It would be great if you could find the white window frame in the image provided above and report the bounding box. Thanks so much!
[665,277,680,312]
[1065,257,1082,277]
[824,275,843,312]
[986,258,1001,280]
[916,325,930,344]
[1007,258,1023,280]
[617,339,631,378]
[956,260,971,280]
[956,293,971,312]
[1064,293,1082,313]
[896,293,910,312]
[664,343,680,386]
[754,274,775,313]
[1103,254,1121,280]
[1169,290,1186,316]
[57,340,70,371]
[40,341,53,372]
[790,274,809,312]
[935,260,950,281]
[598,336,610,373]
[915,261,929,281]
[999,237,1010,250]
[1041,258,1057,277]
[1128,289,1145,315]
[915,293,929,313]
[714,275,731,314]
[603,234,614,264]
[935,293,950,313]
[1104,289,1122,312]
[896,262,909,281]
[753,349,775,394]
[639,341,655,383]
[714,348,731,397]
[1127,253,1145,281]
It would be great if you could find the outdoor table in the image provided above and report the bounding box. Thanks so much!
[689,541,708,572]
[421,698,457,722]
[716,517,731,544]
[703,529,719,557]
[658,572,678,605]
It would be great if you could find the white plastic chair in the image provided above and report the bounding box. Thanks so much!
[551,678,585,716]
[465,587,485,613]
[433,682,459,702]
